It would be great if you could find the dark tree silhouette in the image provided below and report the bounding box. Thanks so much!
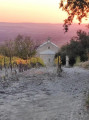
[58,30,89,65]
[59,0,89,32]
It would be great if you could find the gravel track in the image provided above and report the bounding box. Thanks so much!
[0,67,89,120]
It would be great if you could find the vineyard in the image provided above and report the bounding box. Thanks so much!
[0,35,62,83]
[0,55,44,69]
[0,55,45,87]
[0,35,46,81]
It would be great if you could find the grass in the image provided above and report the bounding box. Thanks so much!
[77,61,89,69]
[86,94,89,109]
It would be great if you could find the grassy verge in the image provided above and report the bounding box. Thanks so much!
[75,61,89,69]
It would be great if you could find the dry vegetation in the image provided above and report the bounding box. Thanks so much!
[77,61,89,69]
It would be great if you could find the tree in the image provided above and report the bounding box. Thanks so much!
[14,35,36,59]
[59,0,89,31]
[0,40,15,70]
[58,30,89,65]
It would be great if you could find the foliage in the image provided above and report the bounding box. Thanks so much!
[0,35,37,61]
[36,57,45,66]
[74,56,81,66]
[0,34,44,68]
[0,55,11,66]
[59,0,89,31]
[12,57,27,65]
[55,56,62,65]
[58,30,89,66]
[0,40,14,59]
[14,35,36,59]
[0,55,4,66]
[0,55,44,68]
[30,57,45,67]
[77,61,89,68]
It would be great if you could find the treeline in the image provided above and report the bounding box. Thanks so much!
[0,35,44,71]
[0,34,38,60]
[56,30,89,66]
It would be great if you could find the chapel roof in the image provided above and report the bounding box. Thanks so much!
[40,50,55,55]
[39,40,58,48]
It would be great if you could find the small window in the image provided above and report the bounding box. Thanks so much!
[49,58,50,62]
[48,46,50,49]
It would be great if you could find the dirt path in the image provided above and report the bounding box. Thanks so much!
[0,67,89,120]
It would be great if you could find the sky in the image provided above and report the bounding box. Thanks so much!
[0,0,88,23]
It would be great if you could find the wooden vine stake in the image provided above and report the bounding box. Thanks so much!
[57,56,62,76]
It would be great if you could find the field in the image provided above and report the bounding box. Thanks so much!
[0,66,89,120]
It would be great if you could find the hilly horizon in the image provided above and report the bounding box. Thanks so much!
[0,22,88,47]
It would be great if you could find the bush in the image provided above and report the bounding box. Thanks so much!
[0,55,45,68]
[36,57,45,67]
[74,56,81,66]
[57,30,89,66]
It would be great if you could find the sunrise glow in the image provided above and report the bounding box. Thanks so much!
[0,0,88,24]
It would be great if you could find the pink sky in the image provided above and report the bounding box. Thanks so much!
[0,0,88,23]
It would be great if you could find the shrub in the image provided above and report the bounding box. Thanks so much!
[36,57,45,67]
[30,57,45,67]
[57,30,89,66]
[74,56,81,66]
[0,55,45,68]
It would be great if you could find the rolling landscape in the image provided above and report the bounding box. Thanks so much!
[0,0,89,119]
[0,22,87,47]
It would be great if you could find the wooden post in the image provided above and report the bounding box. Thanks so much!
[26,54,28,70]
[58,55,59,67]
[3,56,8,78]
[10,56,12,72]
[57,56,62,76]
[4,56,6,69]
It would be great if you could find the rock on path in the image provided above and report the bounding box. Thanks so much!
[0,67,89,120]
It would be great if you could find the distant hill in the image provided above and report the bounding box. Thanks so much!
[0,22,88,47]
